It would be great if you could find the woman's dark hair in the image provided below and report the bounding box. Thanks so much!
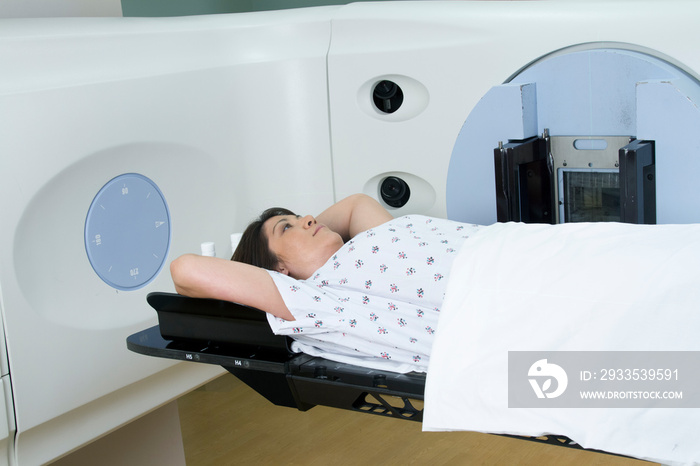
[231,207,297,270]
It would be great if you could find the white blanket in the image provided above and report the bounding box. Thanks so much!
[424,222,700,465]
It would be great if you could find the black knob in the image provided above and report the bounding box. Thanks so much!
[380,176,410,208]
[373,80,404,114]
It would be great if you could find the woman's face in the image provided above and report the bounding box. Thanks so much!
[263,214,343,280]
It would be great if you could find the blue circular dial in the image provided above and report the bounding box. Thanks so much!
[85,174,171,291]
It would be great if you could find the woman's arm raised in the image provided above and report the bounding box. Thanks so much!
[170,254,295,321]
[316,193,393,242]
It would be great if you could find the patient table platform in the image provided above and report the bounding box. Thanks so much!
[127,293,425,421]
[127,293,601,456]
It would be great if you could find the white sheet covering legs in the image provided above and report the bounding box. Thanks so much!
[424,222,700,465]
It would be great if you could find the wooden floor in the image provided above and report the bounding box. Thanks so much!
[177,374,653,466]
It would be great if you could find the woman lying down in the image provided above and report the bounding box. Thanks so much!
[171,194,479,373]
[174,194,700,463]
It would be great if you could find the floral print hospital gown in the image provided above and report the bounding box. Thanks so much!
[266,215,480,373]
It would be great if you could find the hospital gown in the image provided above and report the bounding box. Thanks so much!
[266,215,480,372]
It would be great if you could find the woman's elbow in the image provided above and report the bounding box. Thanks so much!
[170,254,197,295]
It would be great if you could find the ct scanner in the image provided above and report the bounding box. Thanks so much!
[2,1,700,464]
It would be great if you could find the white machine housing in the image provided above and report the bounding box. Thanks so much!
[2,1,700,464]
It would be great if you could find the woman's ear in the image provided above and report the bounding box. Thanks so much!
[275,261,289,275]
